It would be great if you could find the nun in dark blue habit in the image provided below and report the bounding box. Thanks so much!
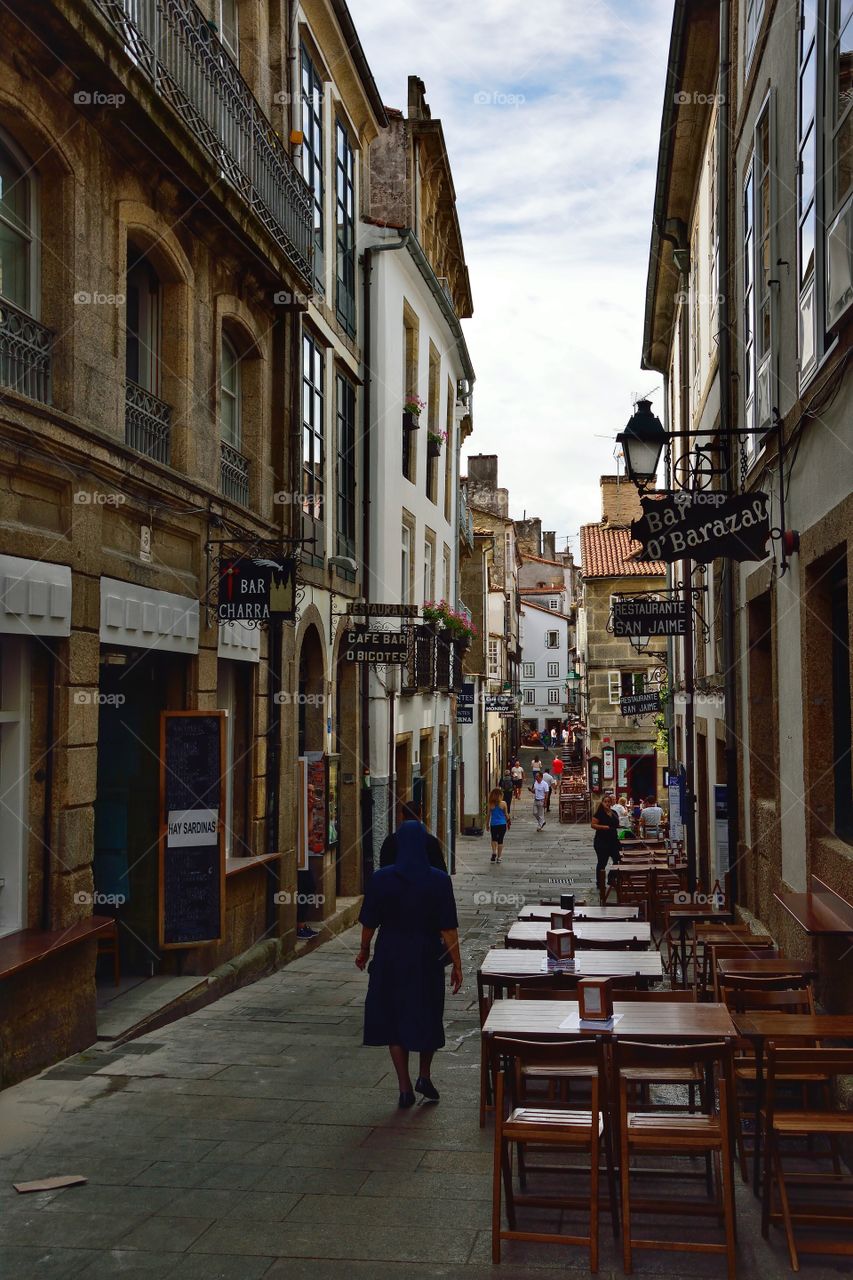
[355,806,462,1108]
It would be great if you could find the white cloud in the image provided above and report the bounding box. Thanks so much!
[349,0,673,547]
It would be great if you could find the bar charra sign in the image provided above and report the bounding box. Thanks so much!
[612,597,688,637]
[631,491,770,564]
[218,556,297,622]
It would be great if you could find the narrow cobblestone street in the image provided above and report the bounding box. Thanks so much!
[0,800,846,1278]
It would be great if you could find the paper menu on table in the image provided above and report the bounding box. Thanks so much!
[558,1013,624,1031]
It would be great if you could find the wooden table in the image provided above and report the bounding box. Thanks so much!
[506,920,651,948]
[716,958,818,981]
[479,947,662,983]
[484,998,737,1041]
[518,904,640,921]
[733,1012,853,1194]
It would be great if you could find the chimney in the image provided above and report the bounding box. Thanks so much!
[542,531,556,561]
[600,474,649,525]
[467,454,499,489]
[514,518,542,557]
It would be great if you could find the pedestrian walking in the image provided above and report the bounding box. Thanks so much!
[591,792,621,898]
[529,770,549,831]
[378,801,447,870]
[550,755,564,783]
[541,766,554,812]
[561,726,569,747]
[531,755,542,775]
[499,769,514,813]
[510,759,524,799]
[355,815,463,1109]
[550,727,558,748]
[488,786,511,863]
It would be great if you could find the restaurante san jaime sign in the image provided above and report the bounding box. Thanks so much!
[612,597,688,637]
[631,491,771,564]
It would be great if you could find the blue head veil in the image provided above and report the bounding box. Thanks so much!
[393,819,431,888]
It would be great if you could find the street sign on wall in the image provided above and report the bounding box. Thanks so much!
[346,602,419,618]
[613,597,688,636]
[619,690,661,717]
[631,491,770,564]
[483,693,516,712]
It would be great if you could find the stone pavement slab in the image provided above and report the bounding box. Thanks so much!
[1,802,849,1277]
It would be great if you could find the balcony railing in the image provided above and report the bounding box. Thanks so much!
[458,487,474,550]
[220,440,249,506]
[125,379,171,462]
[0,299,52,404]
[93,0,313,282]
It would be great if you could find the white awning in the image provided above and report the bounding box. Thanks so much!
[217,619,261,663]
[100,577,199,654]
[0,554,72,637]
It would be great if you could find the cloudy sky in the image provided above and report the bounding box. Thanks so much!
[349,0,673,551]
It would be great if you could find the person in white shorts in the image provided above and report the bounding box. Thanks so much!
[529,772,549,831]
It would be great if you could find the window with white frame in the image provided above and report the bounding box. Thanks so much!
[708,111,719,350]
[621,671,645,696]
[608,671,622,704]
[797,0,818,376]
[547,688,560,705]
[523,688,535,705]
[215,0,239,62]
[488,639,500,680]
[547,661,559,678]
[743,99,775,451]
[442,545,451,602]
[745,0,764,66]
[523,661,535,679]
[220,333,241,449]
[423,534,434,603]
[300,45,324,291]
[826,1,853,331]
[0,134,36,315]
[545,630,559,648]
[690,221,701,408]
[548,599,558,610]
[401,518,413,604]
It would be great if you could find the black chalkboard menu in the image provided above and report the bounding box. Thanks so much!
[159,712,225,949]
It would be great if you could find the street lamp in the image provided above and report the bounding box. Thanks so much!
[616,399,667,488]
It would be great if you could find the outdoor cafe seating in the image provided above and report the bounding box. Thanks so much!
[476,882,853,1274]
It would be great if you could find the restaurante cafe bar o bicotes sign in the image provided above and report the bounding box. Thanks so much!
[630,491,771,564]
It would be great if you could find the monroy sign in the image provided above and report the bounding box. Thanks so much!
[620,690,661,717]
[613,598,688,637]
[631,492,770,564]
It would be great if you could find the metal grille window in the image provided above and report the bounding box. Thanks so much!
[335,121,356,336]
[302,331,324,534]
[547,688,560,705]
[336,372,356,560]
[301,47,324,291]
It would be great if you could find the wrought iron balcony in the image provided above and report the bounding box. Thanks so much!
[92,0,313,282]
[0,298,52,404]
[220,440,249,506]
[125,379,171,462]
[458,486,474,550]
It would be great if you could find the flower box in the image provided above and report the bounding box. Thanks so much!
[427,437,442,458]
[403,410,420,431]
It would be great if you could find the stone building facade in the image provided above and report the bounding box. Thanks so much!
[579,478,667,804]
[0,0,384,1084]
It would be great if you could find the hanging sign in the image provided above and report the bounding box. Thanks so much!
[346,602,419,618]
[613,597,688,636]
[457,682,474,723]
[218,556,297,622]
[631,491,770,564]
[483,693,516,712]
[342,628,408,663]
[619,690,661,717]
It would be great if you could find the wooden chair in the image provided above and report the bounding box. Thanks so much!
[689,921,752,990]
[650,872,684,935]
[718,977,831,1184]
[491,1035,617,1271]
[615,871,651,912]
[478,971,536,1127]
[573,936,649,952]
[614,1039,738,1279]
[762,1045,853,1271]
[708,940,780,999]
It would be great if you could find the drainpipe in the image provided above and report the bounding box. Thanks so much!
[360,232,412,879]
[717,0,740,906]
[41,645,57,929]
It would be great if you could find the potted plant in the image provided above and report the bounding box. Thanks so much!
[427,428,447,458]
[402,395,425,431]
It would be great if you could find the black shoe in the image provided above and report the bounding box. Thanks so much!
[415,1076,440,1102]
[398,1091,416,1109]
[490,853,496,862]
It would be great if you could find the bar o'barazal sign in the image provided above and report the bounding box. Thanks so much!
[630,491,771,564]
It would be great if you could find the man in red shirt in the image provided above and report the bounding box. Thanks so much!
[550,756,564,781]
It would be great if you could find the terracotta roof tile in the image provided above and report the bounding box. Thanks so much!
[580,523,666,578]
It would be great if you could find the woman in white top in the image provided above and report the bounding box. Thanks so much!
[612,795,631,829]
